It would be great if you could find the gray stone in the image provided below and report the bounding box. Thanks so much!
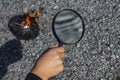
[0,0,120,80]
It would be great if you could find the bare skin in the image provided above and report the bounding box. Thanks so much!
[31,46,65,80]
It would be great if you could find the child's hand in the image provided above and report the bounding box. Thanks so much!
[31,46,65,80]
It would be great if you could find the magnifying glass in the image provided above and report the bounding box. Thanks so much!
[52,9,85,46]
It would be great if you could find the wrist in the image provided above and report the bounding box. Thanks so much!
[31,68,48,80]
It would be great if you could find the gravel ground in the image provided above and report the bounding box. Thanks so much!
[0,0,120,80]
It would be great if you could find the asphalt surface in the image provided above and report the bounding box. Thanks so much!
[0,0,120,80]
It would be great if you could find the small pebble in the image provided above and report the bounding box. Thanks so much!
[77,43,80,48]
[116,55,119,58]
[111,67,114,70]
[53,5,59,10]
[111,54,116,59]
[32,53,36,56]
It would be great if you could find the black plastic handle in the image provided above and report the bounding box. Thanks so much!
[58,42,63,47]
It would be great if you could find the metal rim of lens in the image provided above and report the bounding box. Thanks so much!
[52,9,85,45]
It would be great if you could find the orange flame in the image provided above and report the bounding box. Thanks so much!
[25,16,31,26]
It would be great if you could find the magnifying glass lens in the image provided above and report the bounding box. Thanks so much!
[53,9,84,45]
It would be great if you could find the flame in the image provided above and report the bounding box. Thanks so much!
[25,16,31,26]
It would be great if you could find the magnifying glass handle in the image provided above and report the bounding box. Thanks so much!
[58,42,63,47]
